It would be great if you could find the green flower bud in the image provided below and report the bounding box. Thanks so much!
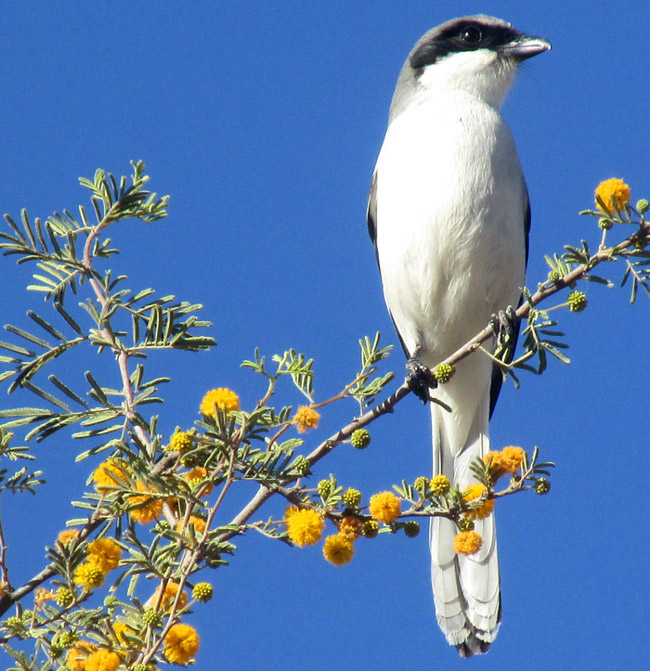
[458,517,475,532]
[350,428,371,449]
[192,582,214,603]
[342,487,362,508]
[317,480,333,498]
[103,595,119,609]
[5,616,23,629]
[433,363,455,384]
[637,199,649,214]
[547,269,561,283]
[142,608,162,627]
[49,643,64,659]
[293,456,310,476]
[598,217,613,230]
[535,478,551,495]
[55,587,74,608]
[58,630,78,648]
[568,290,587,313]
[361,520,380,538]
[403,521,420,538]
[414,476,429,494]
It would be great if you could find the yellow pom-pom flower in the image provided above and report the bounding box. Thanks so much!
[176,515,207,539]
[73,562,105,590]
[152,581,188,612]
[284,508,324,547]
[84,648,121,671]
[323,534,355,566]
[293,406,320,433]
[169,430,194,454]
[57,529,80,547]
[66,642,96,671]
[430,474,450,496]
[500,446,525,473]
[87,538,122,573]
[200,388,240,417]
[462,483,495,520]
[338,515,363,541]
[164,623,200,666]
[368,491,401,524]
[453,530,483,555]
[184,466,214,496]
[113,621,137,645]
[595,178,631,212]
[128,481,163,524]
[192,582,214,603]
[92,458,128,493]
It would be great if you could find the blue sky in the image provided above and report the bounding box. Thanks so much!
[0,2,648,669]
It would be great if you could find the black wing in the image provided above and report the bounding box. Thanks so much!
[488,194,531,417]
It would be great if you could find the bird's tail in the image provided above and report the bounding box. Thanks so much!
[429,397,501,657]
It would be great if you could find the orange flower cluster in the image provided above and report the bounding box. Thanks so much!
[483,446,525,479]
[595,178,631,212]
[293,405,321,433]
[368,491,401,524]
[462,484,495,520]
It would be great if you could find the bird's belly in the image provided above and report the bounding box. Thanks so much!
[374,106,526,363]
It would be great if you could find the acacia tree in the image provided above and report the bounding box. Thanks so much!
[0,163,644,669]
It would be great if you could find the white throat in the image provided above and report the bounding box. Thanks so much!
[416,50,517,109]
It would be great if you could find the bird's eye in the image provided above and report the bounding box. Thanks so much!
[460,26,482,44]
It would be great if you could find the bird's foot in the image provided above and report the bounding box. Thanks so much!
[406,356,437,403]
[490,305,516,350]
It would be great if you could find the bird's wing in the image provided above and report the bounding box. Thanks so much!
[488,193,530,417]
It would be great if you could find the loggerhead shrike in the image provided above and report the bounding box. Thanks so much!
[368,15,550,657]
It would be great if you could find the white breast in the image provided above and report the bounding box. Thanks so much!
[374,92,527,366]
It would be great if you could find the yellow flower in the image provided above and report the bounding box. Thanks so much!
[84,648,121,671]
[293,406,320,433]
[454,530,483,555]
[462,484,495,520]
[128,481,163,524]
[73,562,105,590]
[323,534,355,566]
[500,446,525,473]
[153,581,188,612]
[92,458,128,493]
[200,388,240,417]
[368,491,401,524]
[66,642,96,671]
[176,516,207,545]
[87,538,122,573]
[34,588,56,607]
[284,505,299,521]
[284,508,324,547]
[483,450,507,476]
[57,529,81,547]
[192,582,214,602]
[169,430,195,454]
[113,621,138,645]
[595,178,631,211]
[338,515,362,541]
[430,474,450,496]
[184,467,214,496]
[164,623,200,666]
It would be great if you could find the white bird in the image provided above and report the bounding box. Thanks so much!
[367,15,550,656]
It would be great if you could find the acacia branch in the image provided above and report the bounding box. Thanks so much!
[217,220,649,538]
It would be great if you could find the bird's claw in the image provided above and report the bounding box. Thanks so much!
[490,306,516,349]
[406,356,437,403]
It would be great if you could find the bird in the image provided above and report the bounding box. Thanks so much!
[367,15,550,657]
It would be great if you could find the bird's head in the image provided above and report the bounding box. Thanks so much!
[390,15,550,117]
